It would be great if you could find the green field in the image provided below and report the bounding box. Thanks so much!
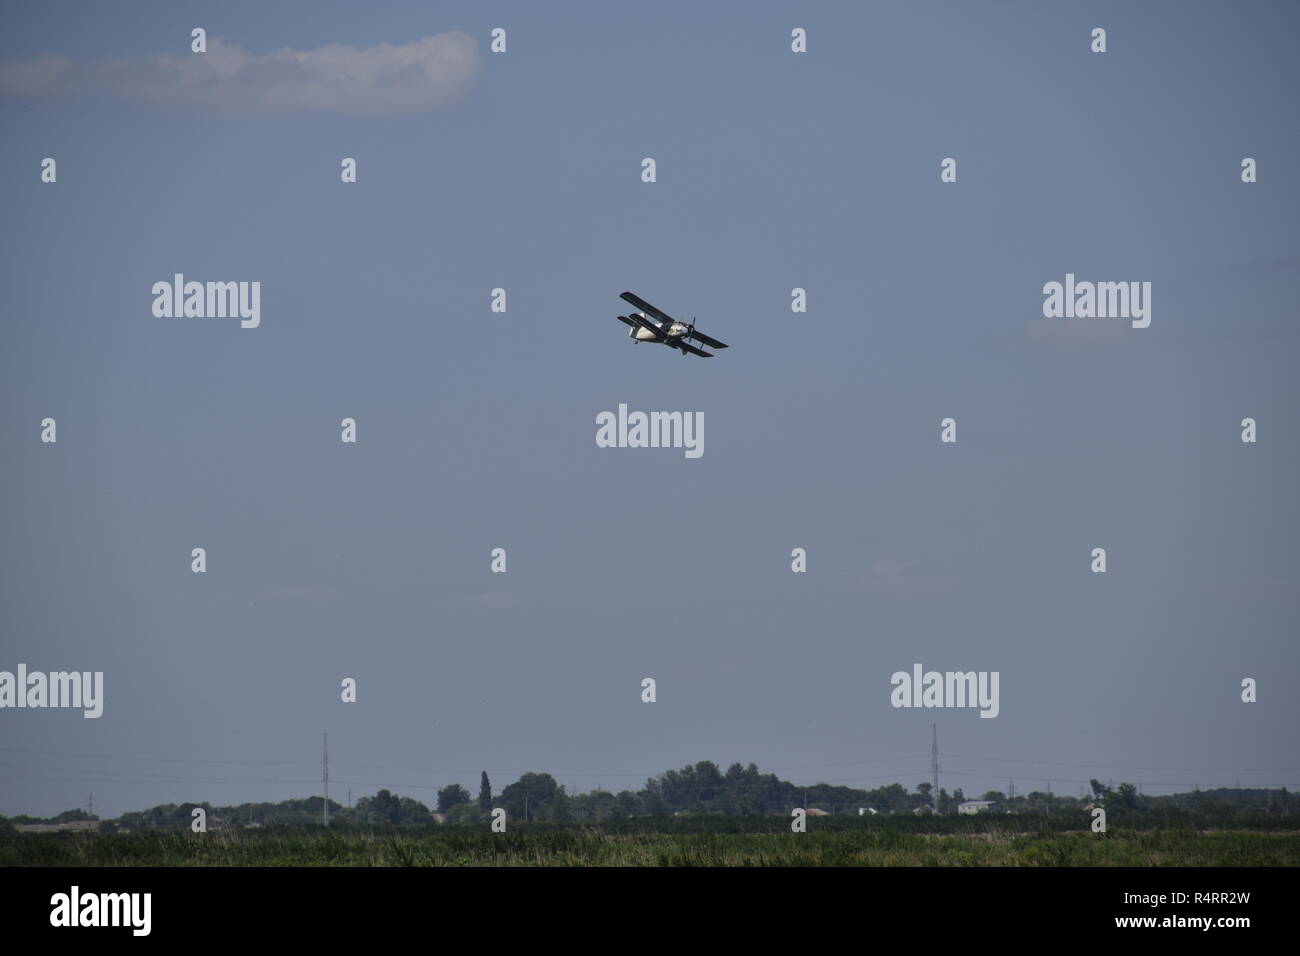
[5,818,1299,867]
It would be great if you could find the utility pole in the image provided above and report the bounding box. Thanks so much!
[323,732,330,827]
[1009,779,1015,801]
[88,793,93,817]
[347,787,352,809]
[930,724,940,814]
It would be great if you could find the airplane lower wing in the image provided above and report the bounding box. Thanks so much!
[615,315,637,327]
[675,340,713,357]
[687,329,728,350]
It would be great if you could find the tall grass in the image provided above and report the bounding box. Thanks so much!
[3,821,1298,867]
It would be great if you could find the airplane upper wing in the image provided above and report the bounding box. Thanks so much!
[686,328,728,350]
[620,291,676,327]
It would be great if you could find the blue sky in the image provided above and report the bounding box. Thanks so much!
[1,0,1297,816]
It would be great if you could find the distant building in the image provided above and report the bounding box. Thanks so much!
[804,808,830,817]
[15,820,99,834]
[857,807,879,816]
[958,800,1002,815]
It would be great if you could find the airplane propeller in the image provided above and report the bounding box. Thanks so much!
[680,317,695,355]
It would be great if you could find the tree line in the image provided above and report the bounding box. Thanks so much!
[8,761,1293,831]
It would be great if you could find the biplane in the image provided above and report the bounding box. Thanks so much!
[615,291,729,357]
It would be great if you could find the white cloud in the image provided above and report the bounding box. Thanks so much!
[0,33,479,114]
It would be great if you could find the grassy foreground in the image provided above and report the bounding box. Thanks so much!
[4,823,1299,867]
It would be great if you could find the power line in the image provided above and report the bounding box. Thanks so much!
[939,752,1296,774]
[11,742,1292,779]
[0,746,319,767]
[935,768,1295,790]
[0,745,933,782]
[3,746,1294,805]
[0,759,932,795]
[322,733,330,828]
[930,724,939,815]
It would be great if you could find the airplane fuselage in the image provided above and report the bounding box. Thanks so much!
[630,312,688,342]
